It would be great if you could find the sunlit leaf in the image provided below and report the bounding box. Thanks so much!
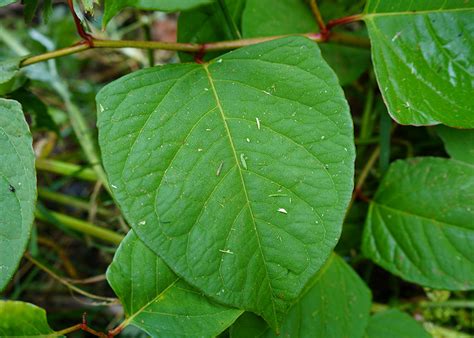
[97,37,355,329]
[364,0,474,127]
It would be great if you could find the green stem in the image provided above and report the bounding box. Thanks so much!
[36,158,98,181]
[309,0,327,34]
[420,300,474,309]
[142,19,155,67]
[38,188,115,217]
[35,207,124,245]
[217,0,242,39]
[20,32,369,67]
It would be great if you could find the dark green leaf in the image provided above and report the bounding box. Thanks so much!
[0,301,61,337]
[0,57,26,95]
[365,309,431,338]
[177,0,246,62]
[0,99,36,291]
[97,37,355,329]
[23,0,39,23]
[230,255,372,338]
[10,88,59,133]
[436,126,474,165]
[363,157,474,290]
[103,0,215,27]
[107,231,242,337]
[364,0,474,127]
[242,0,371,85]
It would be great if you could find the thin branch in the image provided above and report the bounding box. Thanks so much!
[24,252,118,303]
[326,14,364,30]
[20,31,369,68]
[309,0,328,38]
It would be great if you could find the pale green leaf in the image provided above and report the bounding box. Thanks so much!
[0,0,16,7]
[103,0,214,27]
[97,36,355,329]
[230,255,372,338]
[365,309,431,338]
[436,126,474,165]
[0,300,62,337]
[0,99,36,291]
[362,157,474,290]
[242,0,371,85]
[107,231,242,337]
[364,0,474,127]
[0,57,26,95]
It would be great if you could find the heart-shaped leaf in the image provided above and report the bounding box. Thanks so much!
[97,36,355,329]
[0,98,36,291]
[107,231,242,337]
[364,0,474,127]
[363,157,474,290]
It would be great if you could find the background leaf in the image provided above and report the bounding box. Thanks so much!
[97,37,355,329]
[107,231,242,337]
[0,300,62,337]
[241,0,371,85]
[103,0,215,27]
[365,309,431,338]
[436,126,474,165]
[362,157,474,290]
[0,98,36,291]
[0,57,26,95]
[231,254,372,338]
[364,0,474,127]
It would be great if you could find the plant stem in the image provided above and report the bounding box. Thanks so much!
[327,14,364,30]
[24,252,117,302]
[217,0,242,39]
[309,0,327,36]
[420,300,474,309]
[38,188,115,217]
[36,158,98,182]
[20,31,369,68]
[142,17,155,67]
[35,207,124,245]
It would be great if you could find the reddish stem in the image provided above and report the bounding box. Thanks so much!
[67,0,94,46]
[193,43,208,64]
[326,14,364,30]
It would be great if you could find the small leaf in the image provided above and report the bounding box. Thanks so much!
[436,126,474,165]
[0,99,36,291]
[103,0,215,27]
[0,300,62,337]
[0,57,26,95]
[365,309,431,338]
[97,37,355,329]
[364,1,474,127]
[230,255,372,338]
[363,157,474,290]
[241,0,371,85]
[107,231,242,337]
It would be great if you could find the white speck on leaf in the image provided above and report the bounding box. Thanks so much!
[216,161,224,176]
[278,208,288,214]
[246,138,250,143]
[138,220,146,225]
[240,154,248,169]
[198,148,203,152]
[111,184,117,189]
[392,31,402,42]
[219,249,234,254]
[217,58,223,63]
[256,117,261,130]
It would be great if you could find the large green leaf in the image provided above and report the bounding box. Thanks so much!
[241,0,371,85]
[362,157,474,290]
[177,0,246,62]
[0,300,62,337]
[103,0,214,27]
[107,231,242,337]
[0,99,36,291]
[436,126,474,165]
[230,254,371,338]
[365,309,431,338]
[97,36,355,329]
[364,0,474,127]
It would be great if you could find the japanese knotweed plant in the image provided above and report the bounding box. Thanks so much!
[0,0,472,337]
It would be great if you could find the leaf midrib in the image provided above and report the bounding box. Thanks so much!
[364,7,473,19]
[202,63,278,326]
